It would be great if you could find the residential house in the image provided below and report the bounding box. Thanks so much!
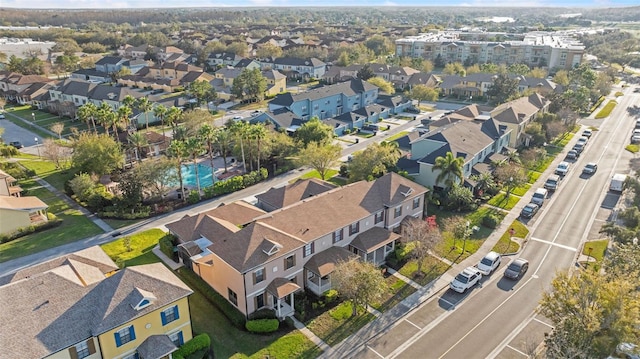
[14,82,54,106]
[234,58,261,70]
[0,169,22,197]
[95,56,129,74]
[439,73,496,99]
[404,117,512,189]
[262,69,287,97]
[0,246,194,359]
[0,72,54,102]
[118,44,151,59]
[491,93,550,147]
[0,196,48,235]
[259,57,326,80]
[166,173,428,318]
[206,52,245,68]
[156,46,185,62]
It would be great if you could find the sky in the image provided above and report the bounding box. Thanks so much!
[1,0,639,9]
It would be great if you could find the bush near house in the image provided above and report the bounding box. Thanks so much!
[172,333,211,359]
[0,213,61,243]
[159,234,176,258]
[245,319,280,334]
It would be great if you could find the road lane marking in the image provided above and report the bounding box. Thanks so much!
[404,319,421,330]
[487,310,537,358]
[506,344,529,357]
[533,317,554,328]
[438,296,457,308]
[529,237,577,252]
[366,344,385,358]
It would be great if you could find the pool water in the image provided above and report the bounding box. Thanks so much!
[178,163,218,188]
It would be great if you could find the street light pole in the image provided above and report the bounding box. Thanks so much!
[34,137,40,158]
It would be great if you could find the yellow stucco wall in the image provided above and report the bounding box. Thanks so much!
[44,338,102,359]
[97,297,192,359]
[0,208,31,234]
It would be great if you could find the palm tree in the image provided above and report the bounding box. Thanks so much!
[228,120,249,173]
[166,106,182,138]
[77,103,98,134]
[127,131,148,163]
[153,104,168,141]
[122,95,136,109]
[96,103,118,140]
[136,97,153,131]
[432,151,465,188]
[167,140,188,202]
[117,105,133,136]
[250,123,268,170]
[184,137,203,199]
[214,127,232,173]
[199,124,217,182]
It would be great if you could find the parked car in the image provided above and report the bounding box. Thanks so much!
[632,129,640,144]
[583,162,598,175]
[531,188,548,206]
[232,116,243,120]
[555,161,570,176]
[566,150,579,160]
[520,203,539,219]
[9,141,23,149]
[0,113,5,119]
[635,119,640,129]
[576,136,589,146]
[544,175,560,191]
[582,129,592,138]
[477,251,501,275]
[250,111,261,117]
[573,142,585,153]
[450,266,482,293]
[504,258,529,280]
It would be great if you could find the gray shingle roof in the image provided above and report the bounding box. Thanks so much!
[0,257,192,359]
[137,335,178,359]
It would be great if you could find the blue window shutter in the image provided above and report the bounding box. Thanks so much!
[161,311,167,325]
[114,332,122,347]
[178,331,184,346]
[174,305,180,320]
[129,326,136,341]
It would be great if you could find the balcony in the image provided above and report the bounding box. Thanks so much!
[306,277,332,296]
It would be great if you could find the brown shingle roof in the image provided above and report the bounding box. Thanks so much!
[266,277,301,298]
[350,226,401,252]
[255,178,336,211]
[304,246,356,277]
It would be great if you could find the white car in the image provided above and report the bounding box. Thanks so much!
[477,251,501,275]
[555,161,570,176]
[450,266,482,293]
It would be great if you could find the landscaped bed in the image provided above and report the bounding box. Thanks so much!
[491,220,528,254]
[304,301,375,347]
[371,274,417,312]
[396,254,450,286]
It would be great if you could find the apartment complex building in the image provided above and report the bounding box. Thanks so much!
[395,31,584,70]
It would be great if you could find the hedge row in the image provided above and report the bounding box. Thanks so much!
[159,234,175,258]
[0,214,61,244]
[589,96,606,114]
[202,168,269,198]
[172,333,211,359]
[245,319,280,333]
[177,268,246,328]
[594,100,617,119]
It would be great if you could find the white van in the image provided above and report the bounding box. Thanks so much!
[610,173,627,192]
[531,188,548,206]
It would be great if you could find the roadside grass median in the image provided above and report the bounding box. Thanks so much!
[305,302,375,347]
[595,100,617,119]
[491,220,528,254]
[626,144,639,153]
[581,239,609,271]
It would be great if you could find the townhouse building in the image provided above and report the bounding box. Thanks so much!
[0,246,194,359]
[206,52,245,68]
[491,93,551,147]
[259,57,326,80]
[0,168,49,235]
[166,173,428,319]
[0,72,54,103]
[396,31,584,70]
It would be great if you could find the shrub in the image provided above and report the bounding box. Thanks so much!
[339,164,349,178]
[176,268,246,328]
[323,289,339,303]
[99,206,151,220]
[330,302,353,320]
[482,214,501,229]
[245,319,280,333]
[589,96,605,113]
[0,217,63,243]
[187,190,200,204]
[159,234,175,258]
[283,316,296,329]
[248,308,277,320]
[594,100,617,119]
[172,333,211,359]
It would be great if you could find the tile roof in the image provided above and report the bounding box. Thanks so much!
[0,256,191,359]
[256,178,336,211]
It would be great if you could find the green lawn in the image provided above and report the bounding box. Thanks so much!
[371,275,417,312]
[305,302,375,347]
[527,171,542,184]
[582,239,609,262]
[595,100,617,119]
[0,209,103,263]
[299,169,338,182]
[487,192,521,210]
[491,220,528,254]
[18,159,76,192]
[511,183,531,197]
[396,254,450,286]
[101,228,167,267]
[385,131,409,142]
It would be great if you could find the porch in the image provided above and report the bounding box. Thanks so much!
[266,277,301,319]
[303,246,356,296]
[349,226,400,266]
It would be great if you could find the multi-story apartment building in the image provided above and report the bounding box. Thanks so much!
[166,173,428,319]
[395,31,584,70]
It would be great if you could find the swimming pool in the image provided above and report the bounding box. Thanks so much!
[179,163,217,188]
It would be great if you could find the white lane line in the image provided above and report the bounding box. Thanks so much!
[533,317,554,328]
[487,311,537,359]
[404,319,422,330]
[506,344,529,357]
[529,237,577,252]
[366,344,385,359]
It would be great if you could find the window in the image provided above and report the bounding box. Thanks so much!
[374,211,384,224]
[254,268,265,284]
[385,242,394,252]
[161,305,180,326]
[413,197,421,209]
[285,254,296,270]
[349,222,360,235]
[228,288,238,306]
[114,325,136,347]
[332,229,343,243]
[255,293,265,309]
[303,243,314,258]
[168,331,184,347]
[394,206,402,218]
[74,341,91,359]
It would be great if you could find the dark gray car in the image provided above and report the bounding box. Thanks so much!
[504,258,529,280]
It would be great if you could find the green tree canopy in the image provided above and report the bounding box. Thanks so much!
[367,77,395,94]
[348,142,401,182]
[71,133,124,176]
[409,85,439,106]
[332,259,387,317]
[432,151,464,188]
[296,142,342,181]
[294,117,334,146]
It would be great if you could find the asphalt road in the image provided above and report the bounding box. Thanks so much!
[347,83,640,359]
